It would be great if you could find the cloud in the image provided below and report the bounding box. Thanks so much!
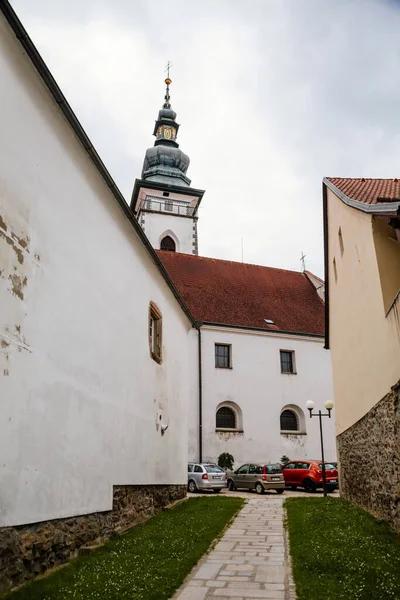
[11,0,400,276]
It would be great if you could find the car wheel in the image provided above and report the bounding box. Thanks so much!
[290,485,297,491]
[228,479,236,491]
[188,479,197,493]
[214,489,221,493]
[276,489,284,494]
[255,482,265,495]
[303,479,316,493]
[327,486,337,493]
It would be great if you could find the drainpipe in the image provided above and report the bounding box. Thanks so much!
[197,323,203,463]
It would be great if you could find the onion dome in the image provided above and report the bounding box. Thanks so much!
[141,74,191,187]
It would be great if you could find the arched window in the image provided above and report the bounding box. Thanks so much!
[160,235,176,252]
[216,407,236,429]
[280,409,298,432]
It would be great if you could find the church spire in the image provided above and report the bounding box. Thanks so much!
[152,64,180,148]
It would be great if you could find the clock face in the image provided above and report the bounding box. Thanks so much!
[164,127,172,140]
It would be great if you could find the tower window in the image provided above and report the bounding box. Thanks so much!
[149,302,162,364]
[162,192,170,197]
[160,236,176,252]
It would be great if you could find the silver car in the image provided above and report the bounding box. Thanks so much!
[227,462,285,494]
[188,463,227,493]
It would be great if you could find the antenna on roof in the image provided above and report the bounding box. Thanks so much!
[300,251,306,272]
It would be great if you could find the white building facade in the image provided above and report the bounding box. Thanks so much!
[191,326,336,467]
[0,5,196,593]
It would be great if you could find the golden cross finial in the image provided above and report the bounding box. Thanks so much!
[165,60,173,84]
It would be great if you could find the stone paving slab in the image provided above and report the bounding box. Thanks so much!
[172,498,296,600]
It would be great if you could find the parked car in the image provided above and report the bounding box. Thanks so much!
[187,463,227,493]
[227,463,285,495]
[282,460,338,492]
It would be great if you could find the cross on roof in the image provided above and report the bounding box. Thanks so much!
[165,61,173,79]
[300,252,307,272]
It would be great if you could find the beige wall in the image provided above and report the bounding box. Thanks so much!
[327,188,400,434]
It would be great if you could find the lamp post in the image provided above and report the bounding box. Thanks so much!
[305,400,334,498]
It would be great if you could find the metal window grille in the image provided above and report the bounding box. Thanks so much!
[280,410,298,431]
[216,407,236,429]
[280,350,294,373]
[215,344,230,368]
[165,200,173,211]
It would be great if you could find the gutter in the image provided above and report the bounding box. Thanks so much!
[202,321,324,339]
[323,182,330,349]
[323,178,400,216]
[0,0,197,327]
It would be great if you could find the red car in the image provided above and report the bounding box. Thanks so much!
[282,460,338,493]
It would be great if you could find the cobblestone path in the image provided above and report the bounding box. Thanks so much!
[173,497,296,600]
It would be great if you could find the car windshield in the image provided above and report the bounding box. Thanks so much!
[265,464,282,474]
[319,463,336,470]
[204,465,224,473]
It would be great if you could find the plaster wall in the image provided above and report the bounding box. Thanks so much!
[327,188,400,434]
[140,210,197,255]
[0,15,193,527]
[188,326,336,466]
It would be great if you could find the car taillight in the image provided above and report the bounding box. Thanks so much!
[262,465,267,481]
[202,473,208,480]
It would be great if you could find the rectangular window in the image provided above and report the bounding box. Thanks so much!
[280,350,295,374]
[164,199,173,211]
[215,344,231,368]
[149,302,162,364]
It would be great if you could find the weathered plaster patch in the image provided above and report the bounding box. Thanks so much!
[0,214,30,264]
[8,274,27,300]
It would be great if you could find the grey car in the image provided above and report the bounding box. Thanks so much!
[188,463,227,493]
[227,462,285,494]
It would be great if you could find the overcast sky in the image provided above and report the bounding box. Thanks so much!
[11,0,400,276]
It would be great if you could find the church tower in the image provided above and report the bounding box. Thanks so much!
[131,73,205,255]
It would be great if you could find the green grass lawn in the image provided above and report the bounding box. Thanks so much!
[285,497,400,600]
[5,497,244,600]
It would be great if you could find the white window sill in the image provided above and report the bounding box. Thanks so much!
[280,430,307,435]
[215,428,243,433]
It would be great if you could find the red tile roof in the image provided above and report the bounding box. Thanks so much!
[327,178,400,205]
[157,251,325,335]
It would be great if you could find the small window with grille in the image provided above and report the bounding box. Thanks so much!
[280,350,295,374]
[164,199,173,211]
[149,302,162,364]
[215,344,231,368]
[216,406,236,429]
[280,409,298,432]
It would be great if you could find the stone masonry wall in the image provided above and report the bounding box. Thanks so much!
[0,484,186,595]
[337,380,400,532]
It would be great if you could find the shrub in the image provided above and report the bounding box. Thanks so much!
[218,452,234,471]
[280,455,290,464]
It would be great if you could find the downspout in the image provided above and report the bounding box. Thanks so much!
[323,181,330,349]
[197,323,203,463]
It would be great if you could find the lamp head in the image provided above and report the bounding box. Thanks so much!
[325,400,334,410]
[305,400,315,411]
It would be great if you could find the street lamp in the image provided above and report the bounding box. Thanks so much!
[305,400,334,498]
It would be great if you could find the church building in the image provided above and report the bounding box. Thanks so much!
[131,78,336,467]
[0,1,335,593]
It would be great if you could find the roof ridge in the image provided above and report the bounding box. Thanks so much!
[156,250,304,276]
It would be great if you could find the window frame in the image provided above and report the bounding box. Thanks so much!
[280,409,299,433]
[149,301,162,364]
[216,406,236,430]
[280,349,296,374]
[215,343,232,369]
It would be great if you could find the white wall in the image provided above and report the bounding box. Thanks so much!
[141,210,196,255]
[188,326,336,467]
[0,15,193,527]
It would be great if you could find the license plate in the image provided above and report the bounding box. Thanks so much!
[272,477,281,481]
[213,475,222,479]
[330,480,338,483]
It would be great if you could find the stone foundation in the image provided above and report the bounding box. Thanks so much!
[0,484,186,595]
[337,380,400,532]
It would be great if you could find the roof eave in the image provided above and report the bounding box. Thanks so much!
[323,177,400,216]
[202,321,324,339]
